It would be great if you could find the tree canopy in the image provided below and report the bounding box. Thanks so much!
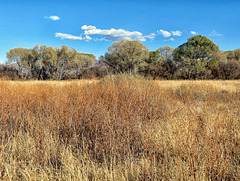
[2,35,240,80]
[173,35,220,79]
[6,45,95,80]
[103,40,149,73]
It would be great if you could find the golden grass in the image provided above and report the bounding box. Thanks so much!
[0,76,239,180]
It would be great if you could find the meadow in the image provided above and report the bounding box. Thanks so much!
[0,76,239,180]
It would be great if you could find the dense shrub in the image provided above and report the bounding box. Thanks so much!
[0,64,19,80]
[211,60,240,79]
[82,64,112,79]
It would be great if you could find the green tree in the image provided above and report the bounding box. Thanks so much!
[147,50,161,64]
[146,46,175,79]
[173,35,220,79]
[103,40,149,73]
[147,46,174,65]
[226,49,240,61]
[157,46,174,61]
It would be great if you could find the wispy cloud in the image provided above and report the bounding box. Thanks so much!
[157,29,182,37]
[164,38,175,42]
[171,30,182,36]
[81,25,156,42]
[157,29,171,37]
[45,15,60,21]
[55,33,92,41]
[209,30,223,37]
[84,35,92,41]
[190,31,197,35]
[145,33,156,40]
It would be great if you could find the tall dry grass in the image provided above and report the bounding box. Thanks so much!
[0,75,239,180]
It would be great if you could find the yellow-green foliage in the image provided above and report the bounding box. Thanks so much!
[0,77,239,180]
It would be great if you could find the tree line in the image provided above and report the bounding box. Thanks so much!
[0,35,240,80]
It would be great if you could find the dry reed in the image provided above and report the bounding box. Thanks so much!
[0,75,239,180]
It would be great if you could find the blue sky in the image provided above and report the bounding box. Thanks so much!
[0,0,239,64]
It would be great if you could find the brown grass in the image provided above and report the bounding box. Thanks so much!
[0,75,239,180]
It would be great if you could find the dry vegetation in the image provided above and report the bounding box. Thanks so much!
[0,75,239,180]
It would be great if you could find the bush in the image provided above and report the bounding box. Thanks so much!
[82,64,112,79]
[0,64,19,80]
[211,60,240,79]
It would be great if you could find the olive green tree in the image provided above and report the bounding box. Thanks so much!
[173,35,220,79]
[7,48,38,79]
[38,46,95,80]
[69,53,96,79]
[226,49,240,61]
[103,40,149,73]
[146,46,175,79]
[7,45,96,80]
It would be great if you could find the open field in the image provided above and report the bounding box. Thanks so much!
[0,76,240,180]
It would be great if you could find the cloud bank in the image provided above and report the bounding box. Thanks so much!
[81,25,156,42]
[56,25,156,42]
[55,25,185,42]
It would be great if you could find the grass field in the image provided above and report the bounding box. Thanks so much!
[0,76,239,180]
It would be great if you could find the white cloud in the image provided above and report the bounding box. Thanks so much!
[55,25,156,42]
[191,31,197,35]
[164,38,175,42]
[145,33,156,40]
[55,33,92,41]
[171,30,182,36]
[84,35,92,41]
[80,25,155,42]
[209,30,223,37]
[45,16,60,21]
[157,29,171,37]
[81,25,97,30]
